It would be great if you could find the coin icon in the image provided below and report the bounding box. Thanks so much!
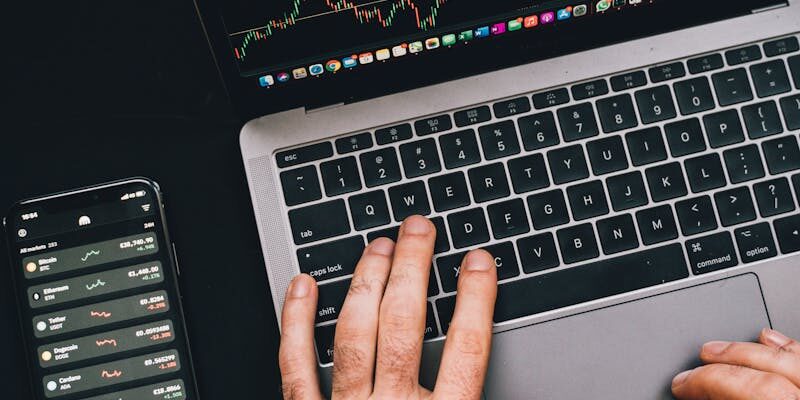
[26,262,37,273]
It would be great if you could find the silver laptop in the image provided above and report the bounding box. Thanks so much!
[194,0,800,397]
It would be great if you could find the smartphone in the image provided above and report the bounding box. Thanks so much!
[4,178,198,400]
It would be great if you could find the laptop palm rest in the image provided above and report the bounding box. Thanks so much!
[419,273,769,399]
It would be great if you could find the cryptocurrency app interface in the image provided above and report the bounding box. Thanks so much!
[7,181,195,400]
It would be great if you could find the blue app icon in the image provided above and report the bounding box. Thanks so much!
[557,8,572,20]
[343,57,358,68]
[258,75,274,87]
[474,26,490,38]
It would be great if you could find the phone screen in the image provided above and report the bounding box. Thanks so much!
[5,179,198,400]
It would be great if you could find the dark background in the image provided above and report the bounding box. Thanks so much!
[2,2,282,398]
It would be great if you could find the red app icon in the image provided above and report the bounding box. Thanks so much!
[524,15,539,28]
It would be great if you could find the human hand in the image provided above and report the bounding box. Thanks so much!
[278,215,498,400]
[672,328,800,399]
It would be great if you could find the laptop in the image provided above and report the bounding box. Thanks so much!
[194,0,800,397]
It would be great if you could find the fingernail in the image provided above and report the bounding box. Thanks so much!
[368,238,395,256]
[403,215,431,235]
[463,251,492,271]
[289,276,311,298]
[672,370,692,388]
[763,328,792,348]
[702,341,730,355]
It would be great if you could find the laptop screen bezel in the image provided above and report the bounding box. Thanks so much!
[194,0,784,120]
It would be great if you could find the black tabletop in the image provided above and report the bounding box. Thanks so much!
[2,2,282,398]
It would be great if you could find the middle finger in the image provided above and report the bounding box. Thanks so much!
[374,216,436,397]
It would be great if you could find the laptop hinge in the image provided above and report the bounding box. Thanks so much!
[305,102,346,114]
[751,2,788,14]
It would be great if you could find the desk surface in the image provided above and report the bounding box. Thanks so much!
[2,2,282,398]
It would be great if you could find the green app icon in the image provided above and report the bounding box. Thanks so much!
[442,34,457,46]
[508,19,522,31]
[458,30,474,42]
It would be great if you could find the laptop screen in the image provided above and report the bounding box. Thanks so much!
[197,0,784,117]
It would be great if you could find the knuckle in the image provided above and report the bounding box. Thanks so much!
[755,372,791,390]
[281,380,309,400]
[348,275,385,296]
[447,328,489,357]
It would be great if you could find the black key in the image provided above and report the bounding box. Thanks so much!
[478,120,521,160]
[468,163,511,203]
[735,223,778,264]
[388,181,431,221]
[646,162,688,202]
[703,110,745,148]
[488,199,530,239]
[790,55,800,89]
[557,223,600,264]
[764,37,799,57]
[366,225,399,243]
[280,165,322,206]
[547,145,589,184]
[753,178,796,218]
[649,62,686,83]
[596,94,638,133]
[436,252,464,293]
[298,236,365,282]
[795,175,800,204]
[494,97,531,118]
[429,172,470,213]
[447,208,490,249]
[685,231,738,275]
[429,263,440,297]
[557,102,600,141]
[315,324,336,364]
[780,95,800,131]
[636,205,679,245]
[439,129,481,169]
[454,105,491,127]
[714,187,757,227]
[596,214,639,255]
[684,153,726,193]
[508,154,550,194]
[484,242,522,281]
[518,112,560,151]
[532,88,570,109]
[763,135,800,174]
[517,233,560,273]
[415,114,452,136]
[430,217,451,254]
[435,296,456,334]
[723,145,766,184]
[360,148,402,187]
[316,278,350,323]
[712,69,754,106]
[289,199,351,245]
[276,142,333,168]
[493,244,689,323]
[626,127,668,166]
[425,302,439,339]
[567,181,610,221]
[675,196,718,236]
[750,60,792,98]
[375,123,413,145]
[725,45,762,66]
[635,85,678,124]
[774,214,800,254]
[741,101,784,139]
[586,136,629,175]
[320,157,362,197]
[607,171,648,211]
[665,118,707,157]
[571,79,609,100]
[687,54,724,74]
[610,70,648,91]
[335,132,373,154]
[399,139,442,178]
[527,189,570,229]
[674,77,715,115]
[349,190,391,231]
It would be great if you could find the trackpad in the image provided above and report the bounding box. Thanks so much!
[484,274,769,400]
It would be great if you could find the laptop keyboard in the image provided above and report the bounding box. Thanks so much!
[274,34,800,365]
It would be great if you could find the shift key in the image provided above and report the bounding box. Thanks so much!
[289,199,351,245]
[297,236,365,282]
